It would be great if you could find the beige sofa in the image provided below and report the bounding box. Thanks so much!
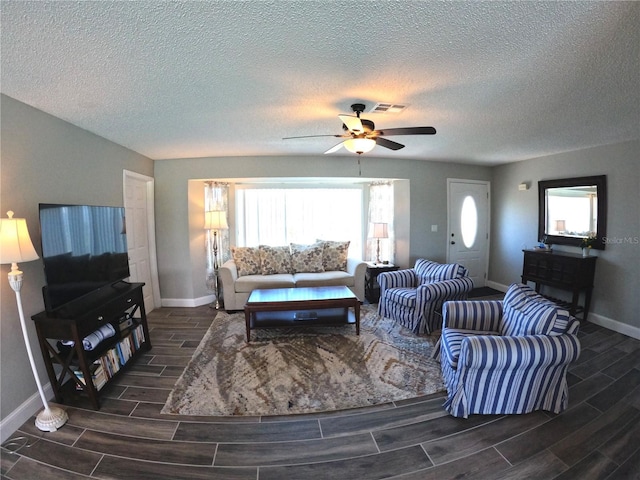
[219,255,367,311]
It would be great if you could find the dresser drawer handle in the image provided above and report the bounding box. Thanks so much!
[98,316,104,322]
[126,298,132,303]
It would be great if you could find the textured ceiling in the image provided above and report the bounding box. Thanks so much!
[1,1,639,164]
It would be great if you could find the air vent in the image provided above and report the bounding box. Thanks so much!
[369,103,408,114]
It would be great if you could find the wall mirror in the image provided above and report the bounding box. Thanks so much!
[538,175,607,250]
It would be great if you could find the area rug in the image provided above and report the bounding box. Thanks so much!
[161,306,445,416]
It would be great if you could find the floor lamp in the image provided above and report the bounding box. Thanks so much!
[372,222,388,264]
[0,211,68,431]
[204,210,229,309]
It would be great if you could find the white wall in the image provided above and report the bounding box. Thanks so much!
[0,95,153,429]
[490,140,640,334]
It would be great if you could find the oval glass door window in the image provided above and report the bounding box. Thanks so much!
[460,195,478,248]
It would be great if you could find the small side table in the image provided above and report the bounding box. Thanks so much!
[365,262,399,303]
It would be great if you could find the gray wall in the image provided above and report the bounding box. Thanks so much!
[491,140,640,329]
[154,156,493,301]
[0,95,153,420]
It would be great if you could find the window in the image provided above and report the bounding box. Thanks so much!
[235,185,364,257]
[460,195,478,248]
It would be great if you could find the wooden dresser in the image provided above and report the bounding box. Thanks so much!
[521,249,597,321]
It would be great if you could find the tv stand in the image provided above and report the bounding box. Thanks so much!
[111,279,131,290]
[31,282,151,409]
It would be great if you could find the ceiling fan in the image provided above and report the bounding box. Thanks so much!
[283,103,436,154]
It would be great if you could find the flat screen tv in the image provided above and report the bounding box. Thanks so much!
[39,203,130,313]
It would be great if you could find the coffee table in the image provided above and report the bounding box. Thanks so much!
[244,286,360,341]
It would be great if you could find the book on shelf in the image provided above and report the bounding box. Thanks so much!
[72,362,107,391]
[70,324,146,391]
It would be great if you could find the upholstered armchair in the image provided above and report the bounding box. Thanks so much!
[436,283,581,418]
[377,259,474,335]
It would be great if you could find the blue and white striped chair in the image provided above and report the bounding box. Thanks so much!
[377,259,474,335]
[436,283,581,418]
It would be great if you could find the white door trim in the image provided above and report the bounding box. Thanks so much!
[447,178,491,286]
[123,170,161,309]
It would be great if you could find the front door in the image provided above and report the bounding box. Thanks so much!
[447,179,490,288]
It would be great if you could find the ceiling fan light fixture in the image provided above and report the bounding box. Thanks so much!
[343,138,376,154]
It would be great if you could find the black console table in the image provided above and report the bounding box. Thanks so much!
[31,282,151,409]
[521,250,597,321]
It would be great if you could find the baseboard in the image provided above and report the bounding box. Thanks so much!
[0,383,55,444]
[588,313,640,340]
[161,295,215,308]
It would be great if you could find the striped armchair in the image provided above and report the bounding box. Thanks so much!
[377,259,474,335]
[436,283,581,418]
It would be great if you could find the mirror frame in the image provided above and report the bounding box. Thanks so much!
[538,175,607,250]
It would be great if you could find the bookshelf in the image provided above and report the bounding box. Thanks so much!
[31,282,151,409]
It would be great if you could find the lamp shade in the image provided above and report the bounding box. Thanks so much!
[372,222,388,239]
[343,138,376,154]
[204,210,229,230]
[0,211,39,264]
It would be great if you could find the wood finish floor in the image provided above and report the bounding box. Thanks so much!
[2,305,640,480]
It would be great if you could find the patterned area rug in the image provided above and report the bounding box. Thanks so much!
[161,306,445,416]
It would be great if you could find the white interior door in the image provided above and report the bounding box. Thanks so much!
[123,170,161,312]
[447,179,490,288]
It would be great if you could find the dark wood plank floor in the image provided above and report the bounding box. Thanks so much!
[2,305,639,480]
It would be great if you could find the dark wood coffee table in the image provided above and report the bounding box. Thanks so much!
[244,286,360,341]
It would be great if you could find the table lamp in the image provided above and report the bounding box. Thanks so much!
[372,222,388,264]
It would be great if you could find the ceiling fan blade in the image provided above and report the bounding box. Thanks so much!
[375,137,405,150]
[338,114,365,134]
[377,126,436,136]
[282,134,344,139]
[324,142,344,154]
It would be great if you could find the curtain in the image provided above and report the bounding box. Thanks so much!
[204,182,230,293]
[235,186,363,257]
[367,182,395,263]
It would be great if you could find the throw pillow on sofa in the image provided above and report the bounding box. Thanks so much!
[231,246,261,277]
[317,239,350,271]
[290,242,325,273]
[259,245,292,275]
